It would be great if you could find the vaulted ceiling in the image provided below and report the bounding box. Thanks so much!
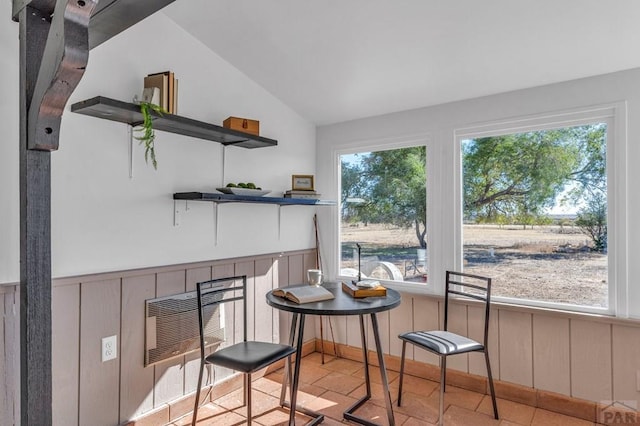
[165,0,640,125]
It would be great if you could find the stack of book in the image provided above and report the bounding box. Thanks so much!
[143,71,178,114]
[284,190,320,199]
[341,281,387,298]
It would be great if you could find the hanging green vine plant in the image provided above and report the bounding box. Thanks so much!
[134,101,167,169]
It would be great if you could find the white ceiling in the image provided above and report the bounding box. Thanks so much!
[165,0,640,125]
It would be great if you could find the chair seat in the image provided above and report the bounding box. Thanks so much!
[399,330,483,355]
[205,341,296,373]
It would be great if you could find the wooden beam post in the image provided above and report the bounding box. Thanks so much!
[14,0,172,423]
[18,7,53,424]
[16,0,95,423]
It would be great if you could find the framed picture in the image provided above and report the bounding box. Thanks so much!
[292,175,315,191]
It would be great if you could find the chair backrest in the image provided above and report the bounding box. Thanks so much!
[196,275,247,361]
[444,271,492,347]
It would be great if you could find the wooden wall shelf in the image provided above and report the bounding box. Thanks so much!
[173,192,336,243]
[173,192,336,206]
[71,96,278,149]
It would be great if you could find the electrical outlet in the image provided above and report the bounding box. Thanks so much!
[102,335,117,362]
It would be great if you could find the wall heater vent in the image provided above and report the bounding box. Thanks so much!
[145,290,225,366]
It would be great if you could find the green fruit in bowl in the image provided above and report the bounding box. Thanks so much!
[225,182,262,190]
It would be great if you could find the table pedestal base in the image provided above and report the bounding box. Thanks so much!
[281,312,395,426]
[343,313,395,426]
[280,313,325,426]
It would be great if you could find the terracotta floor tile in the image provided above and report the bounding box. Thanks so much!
[303,352,325,364]
[318,356,364,375]
[252,376,285,396]
[234,393,282,419]
[391,373,439,396]
[298,381,329,397]
[212,388,246,410]
[394,390,440,423]
[313,417,346,426]
[499,421,530,426]
[531,408,596,426]
[310,352,343,367]
[443,405,501,426]
[165,352,603,426]
[349,381,399,408]
[284,386,326,407]
[401,416,438,426]
[264,371,285,385]
[476,395,534,425]
[346,399,409,425]
[303,389,358,420]
[313,371,364,395]
[424,384,484,412]
[179,402,246,426]
[352,365,400,385]
[298,362,334,384]
[252,407,311,425]
[213,388,280,419]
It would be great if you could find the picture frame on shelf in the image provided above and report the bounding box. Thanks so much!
[292,174,315,191]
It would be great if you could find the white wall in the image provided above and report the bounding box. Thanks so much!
[0,9,20,285]
[317,68,639,317]
[0,4,319,282]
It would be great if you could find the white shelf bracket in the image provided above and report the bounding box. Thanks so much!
[173,200,180,227]
[128,125,134,179]
[277,205,282,240]
[173,200,190,227]
[222,145,227,185]
[213,203,219,246]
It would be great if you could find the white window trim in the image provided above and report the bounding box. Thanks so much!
[453,103,628,316]
[333,133,437,295]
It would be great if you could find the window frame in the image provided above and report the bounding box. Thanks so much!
[335,136,435,294]
[454,104,627,315]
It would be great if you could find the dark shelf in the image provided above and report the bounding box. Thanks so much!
[174,192,336,206]
[71,96,278,149]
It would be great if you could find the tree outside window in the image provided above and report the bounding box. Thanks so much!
[461,123,608,307]
[340,147,427,282]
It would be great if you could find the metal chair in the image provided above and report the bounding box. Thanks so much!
[397,271,498,425]
[192,275,296,425]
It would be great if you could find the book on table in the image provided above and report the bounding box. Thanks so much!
[272,285,334,304]
[341,280,387,298]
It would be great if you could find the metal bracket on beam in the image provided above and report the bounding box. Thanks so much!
[26,0,98,151]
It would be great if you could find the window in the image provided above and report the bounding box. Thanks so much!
[460,121,610,310]
[339,146,428,284]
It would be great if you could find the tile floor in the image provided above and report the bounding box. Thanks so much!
[176,352,602,425]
